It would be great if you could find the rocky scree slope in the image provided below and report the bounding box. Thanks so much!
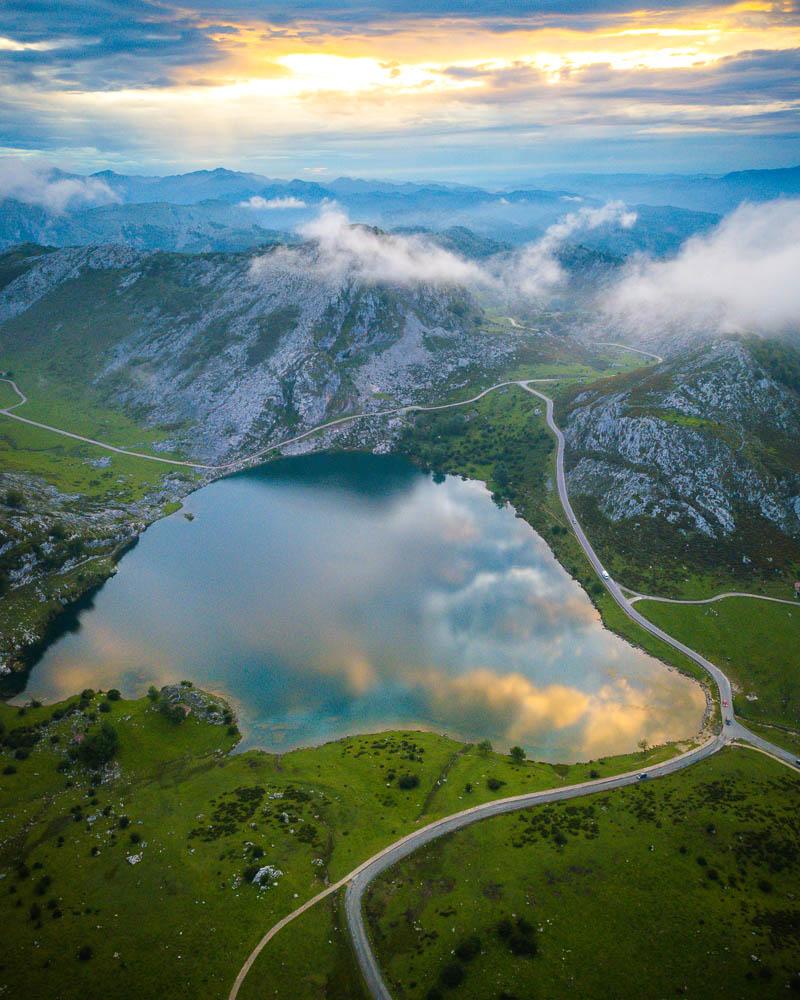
[562,338,800,590]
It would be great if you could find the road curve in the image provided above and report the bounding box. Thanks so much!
[4,379,795,995]
[227,378,797,1000]
[0,376,557,474]
[342,381,799,1000]
[594,341,664,364]
[629,590,798,608]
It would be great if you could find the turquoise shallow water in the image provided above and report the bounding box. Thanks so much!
[19,452,705,760]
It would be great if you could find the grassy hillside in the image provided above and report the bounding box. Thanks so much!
[0,687,684,1000]
[367,749,800,999]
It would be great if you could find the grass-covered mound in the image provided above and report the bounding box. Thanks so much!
[367,749,800,999]
[0,686,680,1000]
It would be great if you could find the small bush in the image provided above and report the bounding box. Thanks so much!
[397,774,420,790]
[455,935,481,962]
[487,777,505,791]
[107,689,121,701]
[439,962,465,988]
[77,945,93,961]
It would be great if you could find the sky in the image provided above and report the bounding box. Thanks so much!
[1,1,799,181]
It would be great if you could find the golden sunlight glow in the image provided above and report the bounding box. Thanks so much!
[26,0,799,152]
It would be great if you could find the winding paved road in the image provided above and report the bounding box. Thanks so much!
[3,376,795,997]
[0,376,554,474]
[226,377,798,1000]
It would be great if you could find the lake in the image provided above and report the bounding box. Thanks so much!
[19,452,705,761]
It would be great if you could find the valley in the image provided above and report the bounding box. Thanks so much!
[1,168,799,1000]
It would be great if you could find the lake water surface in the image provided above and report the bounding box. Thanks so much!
[21,453,705,760]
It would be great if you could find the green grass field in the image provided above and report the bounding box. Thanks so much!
[0,688,693,1000]
[637,597,800,730]
[367,749,800,1000]
[0,363,195,501]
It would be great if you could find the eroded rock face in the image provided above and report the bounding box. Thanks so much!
[565,340,800,540]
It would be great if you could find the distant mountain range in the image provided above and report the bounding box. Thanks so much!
[533,166,800,214]
[6,163,784,256]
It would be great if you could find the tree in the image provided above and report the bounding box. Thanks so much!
[638,738,649,755]
[477,739,493,755]
[77,723,119,769]
[509,745,526,764]
[147,685,159,702]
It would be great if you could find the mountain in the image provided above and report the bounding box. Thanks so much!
[0,166,726,255]
[562,338,800,594]
[0,242,509,465]
[0,198,294,253]
[534,166,800,214]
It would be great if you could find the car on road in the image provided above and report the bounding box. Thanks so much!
[601,570,610,579]
[725,718,732,726]
[638,773,649,780]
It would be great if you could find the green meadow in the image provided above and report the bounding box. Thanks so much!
[0,688,688,1000]
[367,749,800,1000]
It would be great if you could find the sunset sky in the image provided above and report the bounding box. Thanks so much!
[1,1,799,180]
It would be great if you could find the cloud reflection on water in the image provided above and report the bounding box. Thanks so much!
[21,453,705,760]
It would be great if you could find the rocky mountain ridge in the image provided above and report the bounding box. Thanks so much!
[563,339,800,587]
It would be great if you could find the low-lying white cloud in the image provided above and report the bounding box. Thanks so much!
[603,199,800,336]
[507,201,637,298]
[250,200,637,297]
[239,195,307,210]
[0,158,119,214]
[294,204,489,287]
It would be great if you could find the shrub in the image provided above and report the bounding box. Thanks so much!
[397,774,420,790]
[509,933,537,957]
[455,935,481,962]
[487,777,505,791]
[77,723,119,769]
[439,962,465,988]
[98,701,111,713]
[77,945,93,961]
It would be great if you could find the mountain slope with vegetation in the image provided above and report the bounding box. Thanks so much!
[561,338,800,596]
